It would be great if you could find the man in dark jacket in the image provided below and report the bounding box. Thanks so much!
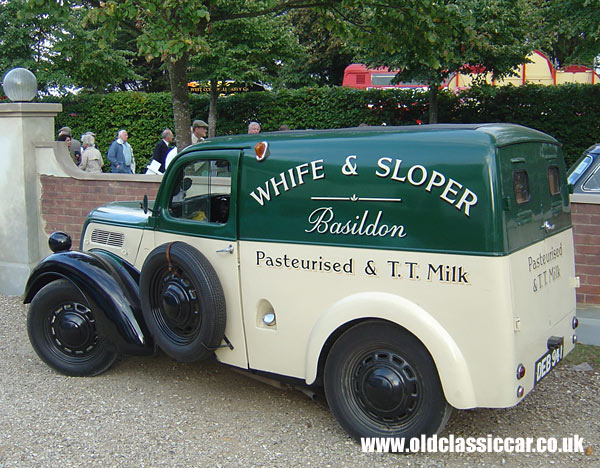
[152,128,174,173]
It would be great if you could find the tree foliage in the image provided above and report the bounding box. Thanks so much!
[277,9,357,87]
[188,13,305,136]
[1,0,75,91]
[0,0,38,82]
[334,0,536,122]
[86,0,336,149]
[529,0,600,68]
[1,0,144,93]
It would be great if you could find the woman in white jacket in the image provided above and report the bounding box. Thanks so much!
[79,134,104,173]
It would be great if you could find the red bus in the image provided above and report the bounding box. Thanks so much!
[342,64,428,90]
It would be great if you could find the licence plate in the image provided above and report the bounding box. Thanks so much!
[534,341,564,385]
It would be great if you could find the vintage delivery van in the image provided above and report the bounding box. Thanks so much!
[24,124,578,441]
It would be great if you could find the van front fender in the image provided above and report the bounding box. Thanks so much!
[24,250,153,356]
[304,292,477,409]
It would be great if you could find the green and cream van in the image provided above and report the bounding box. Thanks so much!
[24,124,578,441]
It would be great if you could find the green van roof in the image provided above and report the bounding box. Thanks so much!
[197,123,559,150]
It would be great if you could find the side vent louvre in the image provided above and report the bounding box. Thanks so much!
[91,229,125,248]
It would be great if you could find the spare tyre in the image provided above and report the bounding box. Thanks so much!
[140,242,226,362]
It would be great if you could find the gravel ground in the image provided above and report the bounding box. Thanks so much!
[0,294,598,468]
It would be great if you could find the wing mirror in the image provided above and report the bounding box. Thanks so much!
[141,194,154,214]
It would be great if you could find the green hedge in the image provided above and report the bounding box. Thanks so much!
[51,84,600,171]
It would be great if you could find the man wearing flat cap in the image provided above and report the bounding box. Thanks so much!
[191,120,209,144]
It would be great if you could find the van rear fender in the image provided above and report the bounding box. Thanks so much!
[24,250,153,355]
[305,292,477,409]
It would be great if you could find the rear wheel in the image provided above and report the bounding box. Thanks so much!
[27,279,118,376]
[324,321,451,441]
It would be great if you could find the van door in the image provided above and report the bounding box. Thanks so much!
[498,141,575,357]
[141,150,248,369]
[498,142,571,252]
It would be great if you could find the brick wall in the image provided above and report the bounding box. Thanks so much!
[41,176,161,248]
[572,201,600,305]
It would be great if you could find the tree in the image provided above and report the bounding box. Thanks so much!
[1,0,74,91]
[277,9,357,87]
[11,0,337,137]
[86,0,344,150]
[45,20,141,93]
[529,0,600,68]
[188,14,305,136]
[335,0,535,123]
[2,0,146,94]
[1,0,36,81]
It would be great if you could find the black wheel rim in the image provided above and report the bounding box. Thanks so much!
[45,301,99,359]
[349,349,423,429]
[148,265,202,345]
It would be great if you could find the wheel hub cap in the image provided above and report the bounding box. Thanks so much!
[154,272,201,340]
[354,352,421,423]
[162,282,193,326]
[51,303,97,354]
[362,366,405,412]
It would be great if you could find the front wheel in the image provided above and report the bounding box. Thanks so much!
[27,279,118,376]
[324,321,451,441]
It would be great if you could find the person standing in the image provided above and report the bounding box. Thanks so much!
[78,134,104,173]
[57,133,81,165]
[152,128,173,173]
[83,131,99,149]
[248,121,261,134]
[191,120,209,144]
[58,127,82,164]
[107,129,135,174]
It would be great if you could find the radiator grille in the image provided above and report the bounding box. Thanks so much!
[90,229,125,248]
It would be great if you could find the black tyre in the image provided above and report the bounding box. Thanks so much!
[324,321,451,441]
[140,242,226,362]
[27,279,118,376]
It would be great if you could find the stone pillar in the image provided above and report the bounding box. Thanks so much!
[0,102,62,295]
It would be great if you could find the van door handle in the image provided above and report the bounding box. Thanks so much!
[217,244,234,254]
[540,221,555,233]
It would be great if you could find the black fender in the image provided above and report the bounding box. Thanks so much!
[24,249,154,356]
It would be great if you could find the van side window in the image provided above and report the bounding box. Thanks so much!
[513,170,530,204]
[547,166,561,195]
[168,159,232,223]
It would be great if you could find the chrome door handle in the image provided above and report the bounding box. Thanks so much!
[217,244,234,254]
[540,221,555,233]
